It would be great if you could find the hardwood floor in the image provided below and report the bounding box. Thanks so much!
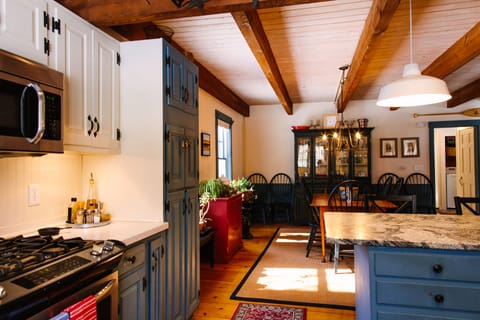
[192,223,356,320]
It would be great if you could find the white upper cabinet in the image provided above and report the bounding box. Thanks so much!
[0,0,121,153]
[0,0,48,63]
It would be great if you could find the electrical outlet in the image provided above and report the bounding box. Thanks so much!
[28,184,40,206]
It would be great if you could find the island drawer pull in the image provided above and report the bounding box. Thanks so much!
[432,264,443,273]
[434,294,445,303]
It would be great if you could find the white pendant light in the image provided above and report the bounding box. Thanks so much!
[376,0,451,107]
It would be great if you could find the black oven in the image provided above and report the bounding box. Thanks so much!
[0,49,63,156]
[0,236,124,320]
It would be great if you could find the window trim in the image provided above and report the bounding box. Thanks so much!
[215,110,233,179]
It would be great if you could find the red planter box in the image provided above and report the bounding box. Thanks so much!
[206,193,243,263]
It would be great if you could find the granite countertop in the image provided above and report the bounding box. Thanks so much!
[9,220,169,247]
[324,212,480,251]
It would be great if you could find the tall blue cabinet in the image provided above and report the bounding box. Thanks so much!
[163,41,200,320]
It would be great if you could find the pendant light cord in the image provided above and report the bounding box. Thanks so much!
[409,0,413,64]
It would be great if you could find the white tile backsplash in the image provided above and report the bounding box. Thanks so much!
[0,152,82,235]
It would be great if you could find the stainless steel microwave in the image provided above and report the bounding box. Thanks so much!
[0,49,64,157]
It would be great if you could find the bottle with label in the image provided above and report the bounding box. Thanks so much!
[86,172,97,210]
[67,197,78,223]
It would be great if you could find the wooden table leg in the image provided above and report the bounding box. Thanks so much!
[319,207,327,262]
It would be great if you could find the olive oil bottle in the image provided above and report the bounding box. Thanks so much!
[86,172,97,210]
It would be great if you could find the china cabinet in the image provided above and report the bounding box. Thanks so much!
[292,127,373,224]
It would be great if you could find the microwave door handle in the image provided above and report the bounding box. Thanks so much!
[94,279,115,303]
[20,82,45,144]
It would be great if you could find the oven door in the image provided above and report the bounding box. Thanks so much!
[28,271,119,320]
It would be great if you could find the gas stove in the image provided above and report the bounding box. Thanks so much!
[0,234,124,319]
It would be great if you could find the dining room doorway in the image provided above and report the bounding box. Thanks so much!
[430,120,480,212]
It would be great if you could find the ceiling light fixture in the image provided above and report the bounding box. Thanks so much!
[376,0,451,107]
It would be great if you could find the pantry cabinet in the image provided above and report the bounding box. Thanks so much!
[164,40,200,320]
[165,44,198,115]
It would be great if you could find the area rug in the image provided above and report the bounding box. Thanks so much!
[231,302,306,320]
[230,227,355,310]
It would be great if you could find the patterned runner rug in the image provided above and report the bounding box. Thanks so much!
[230,227,355,310]
[231,302,306,320]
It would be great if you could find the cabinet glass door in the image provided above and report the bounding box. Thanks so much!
[296,137,311,177]
[335,148,349,177]
[314,136,329,177]
[353,136,369,178]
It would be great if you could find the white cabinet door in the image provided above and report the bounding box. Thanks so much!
[91,29,120,152]
[62,8,93,149]
[0,0,48,64]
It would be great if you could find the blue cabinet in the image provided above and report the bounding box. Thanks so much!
[119,243,147,320]
[165,43,198,115]
[149,234,166,320]
[368,247,480,319]
[164,40,200,320]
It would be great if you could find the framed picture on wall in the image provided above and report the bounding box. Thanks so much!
[380,138,397,158]
[401,137,419,157]
[201,133,211,156]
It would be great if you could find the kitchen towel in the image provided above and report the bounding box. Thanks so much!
[63,295,97,320]
[49,312,70,320]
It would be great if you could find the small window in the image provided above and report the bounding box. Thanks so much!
[216,111,233,180]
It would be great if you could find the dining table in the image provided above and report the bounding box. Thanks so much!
[309,193,398,262]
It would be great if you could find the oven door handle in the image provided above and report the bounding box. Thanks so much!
[94,279,115,302]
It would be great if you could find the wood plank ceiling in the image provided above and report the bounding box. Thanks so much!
[57,0,480,117]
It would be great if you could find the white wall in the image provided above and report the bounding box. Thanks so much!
[198,88,245,182]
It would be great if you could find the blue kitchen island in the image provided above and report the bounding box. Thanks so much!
[324,212,480,320]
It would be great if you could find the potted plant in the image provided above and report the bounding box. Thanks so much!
[198,179,232,231]
[231,178,255,239]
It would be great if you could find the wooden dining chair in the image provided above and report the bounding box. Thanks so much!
[376,172,402,196]
[269,173,293,223]
[247,173,270,224]
[327,179,372,273]
[404,173,435,213]
[454,196,480,215]
[366,194,417,213]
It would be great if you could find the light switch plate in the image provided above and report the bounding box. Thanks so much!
[28,184,40,206]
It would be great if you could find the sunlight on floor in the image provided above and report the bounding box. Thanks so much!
[257,267,319,291]
[324,268,355,293]
[256,266,355,294]
[276,231,310,243]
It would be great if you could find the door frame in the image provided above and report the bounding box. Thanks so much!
[429,120,480,205]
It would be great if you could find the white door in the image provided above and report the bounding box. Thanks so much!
[456,127,476,197]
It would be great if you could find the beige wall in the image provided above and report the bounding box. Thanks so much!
[244,98,480,183]
[198,88,245,182]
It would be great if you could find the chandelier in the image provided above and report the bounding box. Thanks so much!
[329,65,362,151]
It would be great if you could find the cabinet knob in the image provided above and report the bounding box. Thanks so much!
[434,294,444,303]
[126,255,136,264]
[432,264,443,273]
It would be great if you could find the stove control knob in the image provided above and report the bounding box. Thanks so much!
[0,285,6,299]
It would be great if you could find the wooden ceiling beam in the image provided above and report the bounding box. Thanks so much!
[447,78,480,108]
[338,0,401,113]
[423,22,480,79]
[232,10,293,115]
[56,0,332,27]
[112,23,250,116]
